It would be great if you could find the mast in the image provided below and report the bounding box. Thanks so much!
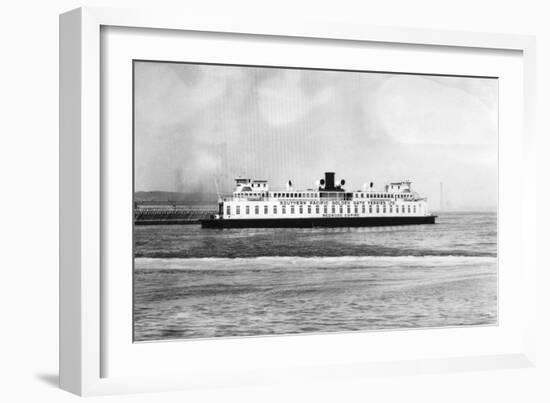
[439,182,444,212]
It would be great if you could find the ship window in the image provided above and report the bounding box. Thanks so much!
[299,205,303,214]
[340,205,344,214]
[383,205,386,213]
[264,205,268,214]
[408,205,411,213]
[362,204,366,213]
[413,205,417,213]
[354,205,358,213]
[307,205,311,214]
[402,205,405,213]
[315,205,320,214]
[255,205,259,214]
[226,205,231,216]
[282,206,286,214]
[369,205,372,213]
[347,205,351,214]
[331,205,335,214]
[324,205,327,214]
[389,205,393,213]
[273,205,278,214]
[376,205,379,213]
[236,206,240,215]
[246,206,250,215]
[291,205,295,214]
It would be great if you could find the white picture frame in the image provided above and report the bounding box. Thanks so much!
[59,6,537,396]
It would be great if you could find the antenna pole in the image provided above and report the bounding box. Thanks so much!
[440,182,444,212]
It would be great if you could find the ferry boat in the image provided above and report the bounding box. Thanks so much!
[201,172,436,228]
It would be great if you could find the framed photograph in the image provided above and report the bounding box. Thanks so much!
[60,7,537,396]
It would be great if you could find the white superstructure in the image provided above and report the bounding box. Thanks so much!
[217,173,431,220]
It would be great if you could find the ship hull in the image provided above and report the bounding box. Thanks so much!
[200,215,436,229]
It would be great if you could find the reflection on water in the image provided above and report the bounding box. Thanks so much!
[134,212,497,341]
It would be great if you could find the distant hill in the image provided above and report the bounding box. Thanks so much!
[134,191,218,204]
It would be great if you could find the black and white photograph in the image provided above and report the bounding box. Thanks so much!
[133,61,498,342]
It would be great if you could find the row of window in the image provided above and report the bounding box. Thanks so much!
[234,193,267,198]
[357,193,412,199]
[227,203,419,216]
[272,192,318,198]
[233,192,413,200]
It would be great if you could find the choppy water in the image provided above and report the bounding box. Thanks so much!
[134,212,497,341]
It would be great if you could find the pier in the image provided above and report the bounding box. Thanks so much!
[134,202,216,225]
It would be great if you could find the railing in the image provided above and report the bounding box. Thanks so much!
[134,205,217,224]
[134,203,216,211]
[221,190,424,203]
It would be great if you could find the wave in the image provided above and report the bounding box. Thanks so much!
[135,249,497,260]
[135,255,497,270]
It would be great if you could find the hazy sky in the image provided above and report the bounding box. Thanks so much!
[134,61,498,211]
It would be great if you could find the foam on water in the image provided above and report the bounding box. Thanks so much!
[135,255,496,270]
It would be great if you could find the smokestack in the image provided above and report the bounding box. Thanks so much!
[324,172,335,190]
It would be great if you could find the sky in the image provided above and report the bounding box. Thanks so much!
[134,61,498,211]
